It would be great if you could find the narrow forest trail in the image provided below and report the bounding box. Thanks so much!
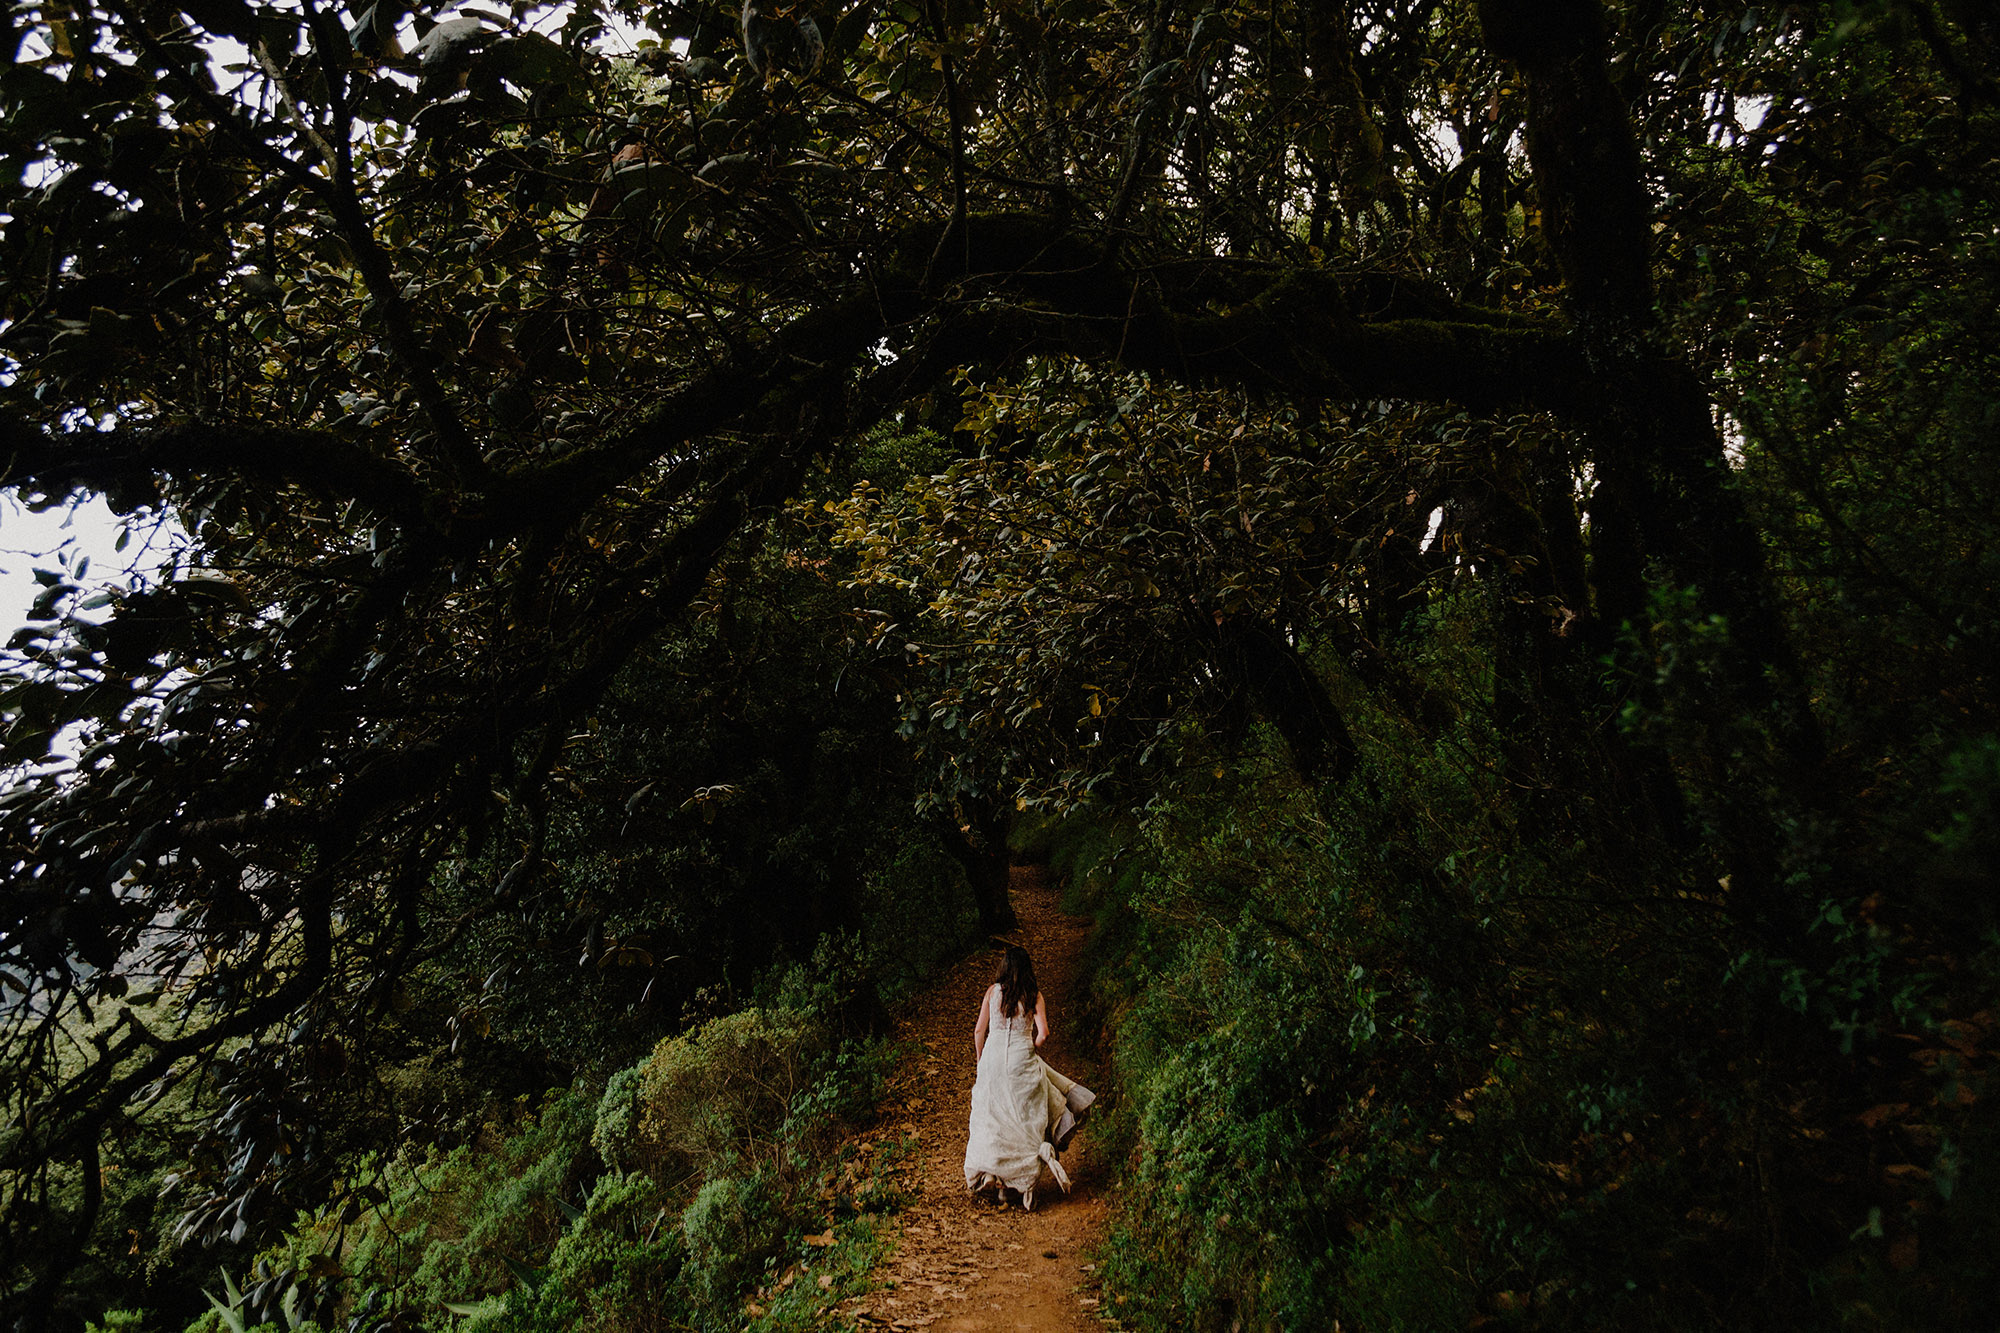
[840,864,1112,1332]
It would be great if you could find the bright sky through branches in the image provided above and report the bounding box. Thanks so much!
[0,4,658,639]
[0,495,178,636]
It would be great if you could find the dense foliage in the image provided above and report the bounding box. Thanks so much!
[3,0,1998,1327]
[0,432,972,1330]
[150,955,901,1333]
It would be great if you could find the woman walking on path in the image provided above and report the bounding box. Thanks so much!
[963,945,1096,1210]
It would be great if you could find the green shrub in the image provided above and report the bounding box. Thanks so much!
[1342,1217,1476,1333]
[679,1171,782,1324]
[85,1313,147,1333]
[591,1063,647,1174]
[633,1009,828,1182]
[1067,684,1798,1332]
[190,940,899,1333]
[338,1084,597,1321]
[487,1173,689,1333]
[1007,810,1061,863]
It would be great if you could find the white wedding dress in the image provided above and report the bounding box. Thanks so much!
[963,984,1095,1205]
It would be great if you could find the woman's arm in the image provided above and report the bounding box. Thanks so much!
[1034,992,1049,1047]
[973,987,992,1060]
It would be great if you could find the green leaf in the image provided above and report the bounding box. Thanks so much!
[205,1274,249,1333]
[442,1299,500,1316]
[489,1249,546,1292]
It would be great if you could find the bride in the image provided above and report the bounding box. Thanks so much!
[963,945,1095,1209]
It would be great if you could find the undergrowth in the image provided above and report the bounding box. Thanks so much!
[163,944,907,1333]
[1041,616,1999,1332]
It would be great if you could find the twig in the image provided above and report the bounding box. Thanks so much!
[919,0,970,287]
[1108,0,1180,234]
[253,40,338,172]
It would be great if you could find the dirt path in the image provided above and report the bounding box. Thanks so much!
[842,864,1110,1332]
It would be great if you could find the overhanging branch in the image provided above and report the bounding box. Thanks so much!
[0,416,433,525]
[890,214,1592,415]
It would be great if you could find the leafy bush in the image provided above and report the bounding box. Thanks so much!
[591,1064,647,1175]
[1059,641,1890,1332]
[1342,1216,1477,1333]
[633,1008,829,1184]
[679,1171,782,1322]
[482,1172,687,1333]
[85,1313,147,1333]
[330,1084,598,1322]
[157,931,901,1333]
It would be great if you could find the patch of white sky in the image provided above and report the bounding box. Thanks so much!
[1719,92,1773,143]
[0,493,181,635]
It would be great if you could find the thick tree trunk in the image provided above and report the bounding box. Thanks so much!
[1481,1,1812,712]
[942,799,1017,935]
[1478,0,1823,935]
[1214,618,1357,790]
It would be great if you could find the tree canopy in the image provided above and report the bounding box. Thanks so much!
[4,0,1999,1326]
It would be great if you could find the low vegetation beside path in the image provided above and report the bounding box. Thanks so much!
[156,957,908,1333]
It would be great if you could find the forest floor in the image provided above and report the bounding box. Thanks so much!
[837,863,1112,1332]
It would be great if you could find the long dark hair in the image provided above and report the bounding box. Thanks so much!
[995,945,1038,1020]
